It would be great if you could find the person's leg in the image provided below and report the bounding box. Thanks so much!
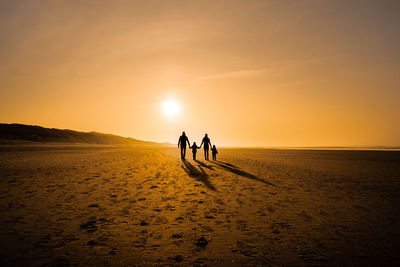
[183,147,186,159]
[180,147,184,159]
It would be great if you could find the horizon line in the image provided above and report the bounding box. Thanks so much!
[2,123,400,150]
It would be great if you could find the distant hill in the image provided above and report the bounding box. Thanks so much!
[0,123,160,145]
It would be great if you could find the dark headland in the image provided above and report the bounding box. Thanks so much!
[0,123,161,145]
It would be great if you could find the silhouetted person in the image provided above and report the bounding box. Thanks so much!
[200,133,212,160]
[211,145,218,160]
[190,142,201,161]
[178,131,190,160]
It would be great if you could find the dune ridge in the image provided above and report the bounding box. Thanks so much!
[0,123,161,145]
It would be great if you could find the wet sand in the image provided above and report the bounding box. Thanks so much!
[0,145,399,266]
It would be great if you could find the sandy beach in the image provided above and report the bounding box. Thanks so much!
[0,144,399,266]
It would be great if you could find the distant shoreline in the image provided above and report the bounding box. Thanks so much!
[2,123,398,151]
[221,146,400,151]
[1,140,399,152]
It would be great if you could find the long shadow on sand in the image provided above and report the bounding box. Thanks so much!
[216,161,239,168]
[182,160,216,191]
[213,161,275,186]
[195,160,215,170]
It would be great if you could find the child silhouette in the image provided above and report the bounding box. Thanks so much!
[190,142,201,161]
[211,145,218,160]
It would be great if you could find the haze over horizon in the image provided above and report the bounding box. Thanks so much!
[1,0,399,147]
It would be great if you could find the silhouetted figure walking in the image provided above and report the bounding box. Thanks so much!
[211,145,218,160]
[178,132,190,160]
[190,142,201,161]
[200,133,212,160]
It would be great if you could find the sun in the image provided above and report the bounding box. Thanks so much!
[161,99,181,118]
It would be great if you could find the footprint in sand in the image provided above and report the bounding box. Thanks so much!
[154,216,168,224]
[193,257,209,265]
[270,222,290,234]
[175,216,184,223]
[165,204,176,211]
[140,220,149,226]
[236,221,249,231]
[133,237,147,248]
[42,257,71,267]
[168,255,184,262]
[171,233,183,239]
[195,236,209,249]
[80,219,98,233]
[80,217,113,233]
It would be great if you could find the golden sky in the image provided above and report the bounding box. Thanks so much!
[1,0,399,147]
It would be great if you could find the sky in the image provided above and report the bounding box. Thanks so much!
[1,0,399,147]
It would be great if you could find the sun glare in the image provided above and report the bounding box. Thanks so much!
[161,99,181,118]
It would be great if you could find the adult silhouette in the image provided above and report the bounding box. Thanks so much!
[178,131,190,160]
[200,133,212,160]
